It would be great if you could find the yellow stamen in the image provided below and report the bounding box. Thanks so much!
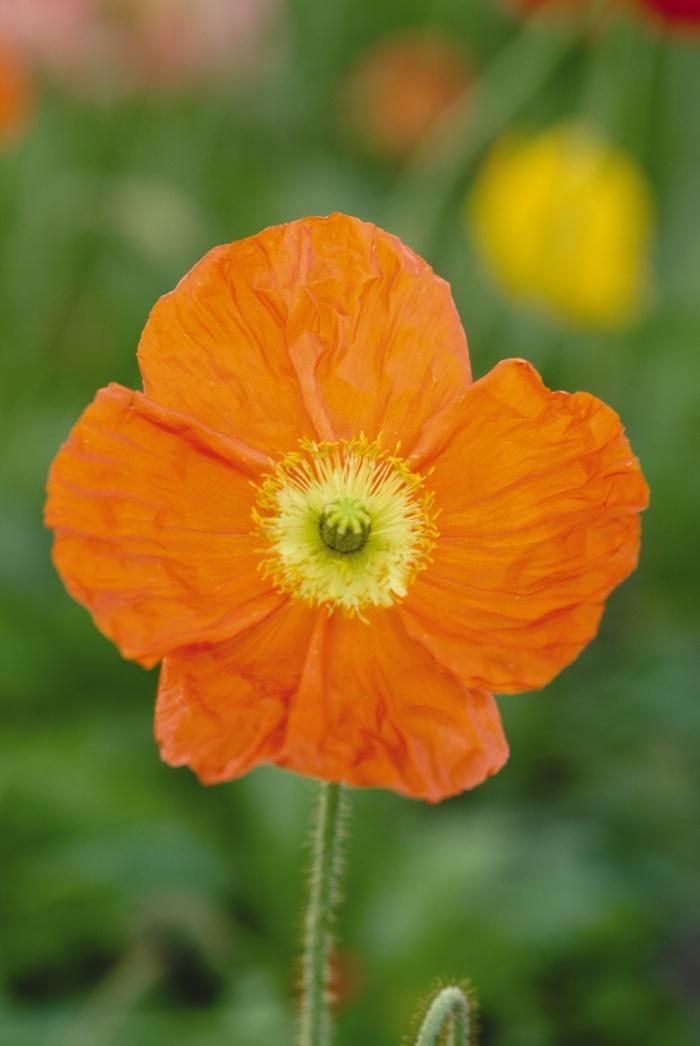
[252,436,437,615]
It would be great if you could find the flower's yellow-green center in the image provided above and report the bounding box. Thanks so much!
[252,437,437,615]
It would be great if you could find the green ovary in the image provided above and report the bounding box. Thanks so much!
[319,497,372,553]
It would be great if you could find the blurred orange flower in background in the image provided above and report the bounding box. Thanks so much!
[0,0,277,95]
[468,124,654,328]
[0,37,32,146]
[45,214,648,802]
[341,32,471,159]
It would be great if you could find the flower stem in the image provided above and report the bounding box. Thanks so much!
[414,986,471,1046]
[297,781,349,1046]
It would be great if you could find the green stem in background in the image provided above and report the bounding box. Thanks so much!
[413,986,471,1046]
[298,782,349,1046]
[59,940,161,1046]
[383,17,584,258]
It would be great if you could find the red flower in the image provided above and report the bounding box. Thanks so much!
[638,0,700,30]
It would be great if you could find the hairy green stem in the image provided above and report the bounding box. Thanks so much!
[297,781,349,1046]
[414,986,471,1046]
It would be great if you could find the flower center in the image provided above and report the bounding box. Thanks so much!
[252,437,437,615]
[319,497,371,553]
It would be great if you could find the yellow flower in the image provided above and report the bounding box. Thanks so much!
[467,124,654,327]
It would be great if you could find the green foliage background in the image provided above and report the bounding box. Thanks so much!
[1,2,699,1044]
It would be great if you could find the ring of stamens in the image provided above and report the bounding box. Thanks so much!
[252,436,438,616]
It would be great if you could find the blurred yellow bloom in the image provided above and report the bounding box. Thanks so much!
[468,124,654,327]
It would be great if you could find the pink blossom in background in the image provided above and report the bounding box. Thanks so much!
[0,0,279,95]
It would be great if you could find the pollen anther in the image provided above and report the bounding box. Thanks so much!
[252,436,437,615]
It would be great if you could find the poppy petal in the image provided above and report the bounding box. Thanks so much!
[155,606,507,802]
[137,213,471,459]
[280,609,508,802]
[45,383,281,667]
[403,359,649,693]
[155,602,315,783]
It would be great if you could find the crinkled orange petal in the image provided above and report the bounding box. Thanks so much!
[279,609,508,802]
[402,359,649,693]
[155,605,506,802]
[155,601,315,783]
[137,213,471,460]
[45,384,282,667]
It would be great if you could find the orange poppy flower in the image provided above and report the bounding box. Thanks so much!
[45,214,648,802]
